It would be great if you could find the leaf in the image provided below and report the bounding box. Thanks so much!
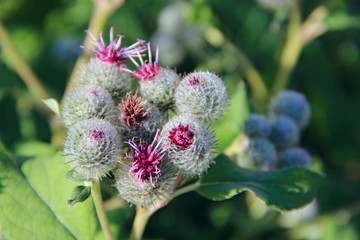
[42,98,61,117]
[22,154,102,240]
[15,141,58,156]
[211,82,249,152]
[0,143,75,240]
[67,186,92,207]
[197,154,325,211]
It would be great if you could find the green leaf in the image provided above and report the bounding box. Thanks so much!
[42,98,61,117]
[67,186,92,207]
[197,154,325,211]
[211,82,249,152]
[15,141,58,156]
[0,143,75,240]
[22,154,101,240]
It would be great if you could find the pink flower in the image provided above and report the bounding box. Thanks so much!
[189,76,200,86]
[168,123,194,149]
[125,129,168,192]
[81,27,146,65]
[122,43,161,81]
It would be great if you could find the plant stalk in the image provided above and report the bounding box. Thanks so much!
[271,3,303,95]
[91,178,115,240]
[129,207,150,240]
[0,21,51,106]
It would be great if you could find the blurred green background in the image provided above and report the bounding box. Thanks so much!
[1,0,360,239]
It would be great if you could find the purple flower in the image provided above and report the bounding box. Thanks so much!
[188,76,200,86]
[122,43,161,80]
[168,123,194,149]
[81,27,146,65]
[125,129,168,192]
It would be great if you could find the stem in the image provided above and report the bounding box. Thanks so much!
[0,22,51,105]
[91,178,115,240]
[129,207,150,240]
[271,3,303,95]
[62,0,125,102]
[173,181,201,199]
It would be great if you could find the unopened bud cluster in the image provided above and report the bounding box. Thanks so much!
[239,90,313,170]
[61,27,228,207]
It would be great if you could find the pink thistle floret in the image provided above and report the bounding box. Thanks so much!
[81,27,146,65]
[122,43,161,81]
[168,123,194,149]
[90,128,104,141]
[189,76,200,86]
[125,129,168,192]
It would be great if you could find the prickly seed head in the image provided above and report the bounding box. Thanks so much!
[122,43,180,111]
[269,115,300,149]
[270,90,311,129]
[160,114,216,176]
[114,130,176,207]
[61,85,117,127]
[279,148,313,169]
[240,137,277,170]
[118,91,163,143]
[243,114,272,138]
[64,118,122,179]
[175,71,229,121]
[77,58,132,102]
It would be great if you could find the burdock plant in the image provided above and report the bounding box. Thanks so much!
[44,27,324,240]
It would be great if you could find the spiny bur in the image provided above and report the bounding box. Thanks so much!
[64,118,121,179]
[160,114,216,176]
[61,84,117,127]
[175,71,229,121]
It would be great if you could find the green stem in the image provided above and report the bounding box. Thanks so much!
[271,3,303,95]
[129,207,150,240]
[62,0,125,103]
[91,178,115,240]
[173,181,201,198]
[0,21,52,107]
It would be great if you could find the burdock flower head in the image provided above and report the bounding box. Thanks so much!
[123,42,180,111]
[77,27,146,101]
[119,91,151,127]
[118,91,163,142]
[114,129,176,207]
[82,27,146,65]
[122,42,161,80]
[125,129,168,192]
[160,114,216,176]
[168,123,194,149]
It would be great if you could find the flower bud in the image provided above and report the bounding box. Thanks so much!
[61,84,117,127]
[122,43,180,111]
[175,71,228,121]
[160,114,216,176]
[118,91,163,142]
[114,130,176,207]
[279,148,313,169]
[270,90,311,129]
[269,115,300,149]
[79,27,147,102]
[77,58,132,102]
[64,118,121,179]
[239,137,277,170]
[243,114,272,138]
